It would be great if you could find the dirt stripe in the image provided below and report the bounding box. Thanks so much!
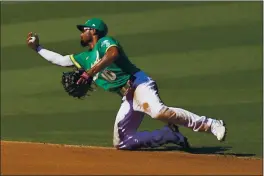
[1,140,262,175]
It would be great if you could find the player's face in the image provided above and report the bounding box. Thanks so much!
[80,28,92,47]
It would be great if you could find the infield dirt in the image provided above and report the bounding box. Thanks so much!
[1,141,262,175]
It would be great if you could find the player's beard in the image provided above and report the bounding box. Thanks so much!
[80,40,89,47]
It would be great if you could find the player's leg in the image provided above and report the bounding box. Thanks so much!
[133,79,226,141]
[117,124,189,150]
[112,94,145,147]
[113,90,188,150]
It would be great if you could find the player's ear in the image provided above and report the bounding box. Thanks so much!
[91,29,97,35]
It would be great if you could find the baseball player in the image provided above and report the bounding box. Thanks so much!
[26,18,227,150]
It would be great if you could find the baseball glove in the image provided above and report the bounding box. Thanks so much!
[61,69,94,99]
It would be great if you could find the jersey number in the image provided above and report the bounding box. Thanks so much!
[101,70,117,82]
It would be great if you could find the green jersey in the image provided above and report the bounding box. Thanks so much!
[70,36,140,92]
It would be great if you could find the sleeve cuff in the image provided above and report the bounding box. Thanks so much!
[105,44,118,53]
[36,45,43,52]
[70,54,82,69]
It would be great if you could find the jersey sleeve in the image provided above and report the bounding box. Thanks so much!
[69,53,82,69]
[98,37,119,57]
[70,52,92,70]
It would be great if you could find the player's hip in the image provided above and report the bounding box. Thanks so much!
[118,71,154,97]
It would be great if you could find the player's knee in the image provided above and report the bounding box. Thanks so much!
[113,135,121,148]
[113,141,124,150]
[113,135,131,150]
[114,144,122,150]
[115,145,131,150]
[145,103,166,119]
[114,142,134,150]
[114,135,139,150]
[152,105,176,120]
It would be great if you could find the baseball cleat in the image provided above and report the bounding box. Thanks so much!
[169,124,190,149]
[177,136,190,149]
[211,120,227,142]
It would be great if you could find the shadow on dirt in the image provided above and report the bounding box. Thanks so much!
[133,146,256,157]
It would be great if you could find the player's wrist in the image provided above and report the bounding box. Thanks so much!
[81,71,90,79]
[36,45,43,52]
[86,69,95,77]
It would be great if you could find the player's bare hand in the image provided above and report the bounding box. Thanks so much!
[27,32,40,51]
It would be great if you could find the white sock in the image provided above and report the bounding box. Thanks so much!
[169,107,213,132]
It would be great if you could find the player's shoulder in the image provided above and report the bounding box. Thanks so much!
[98,36,119,46]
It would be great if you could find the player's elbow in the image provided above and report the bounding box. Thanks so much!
[52,55,74,67]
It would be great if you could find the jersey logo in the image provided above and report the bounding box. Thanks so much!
[86,56,89,60]
[101,40,111,48]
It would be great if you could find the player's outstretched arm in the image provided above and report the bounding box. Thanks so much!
[26,32,74,67]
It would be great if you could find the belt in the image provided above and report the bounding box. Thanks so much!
[118,75,136,97]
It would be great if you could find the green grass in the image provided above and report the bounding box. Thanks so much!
[1,2,263,157]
